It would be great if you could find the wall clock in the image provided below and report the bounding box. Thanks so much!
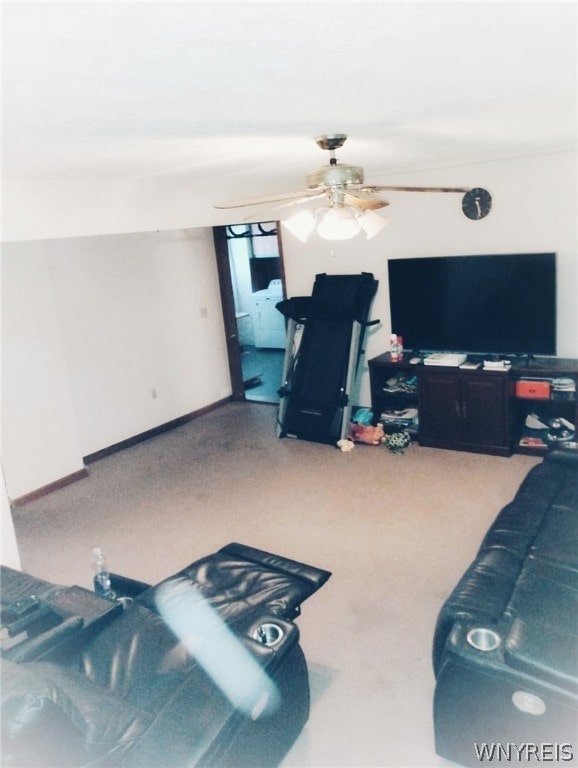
[462,188,492,220]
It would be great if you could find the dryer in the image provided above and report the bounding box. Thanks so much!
[251,279,286,348]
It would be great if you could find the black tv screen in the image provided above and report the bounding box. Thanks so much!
[387,253,556,356]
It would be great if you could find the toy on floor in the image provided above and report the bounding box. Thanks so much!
[338,422,411,453]
[383,430,412,454]
[351,408,374,426]
[348,422,385,446]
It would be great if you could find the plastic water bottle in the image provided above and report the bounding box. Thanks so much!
[390,333,400,361]
[92,547,115,599]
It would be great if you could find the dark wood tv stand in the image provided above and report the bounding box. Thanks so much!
[368,353,578,457]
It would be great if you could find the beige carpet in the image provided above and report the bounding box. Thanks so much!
[10,401,541,768]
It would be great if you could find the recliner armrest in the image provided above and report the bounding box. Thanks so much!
[4,616,84,662]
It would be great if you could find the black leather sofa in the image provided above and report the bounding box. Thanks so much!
[1,542,331,767]
[433,448,578,766]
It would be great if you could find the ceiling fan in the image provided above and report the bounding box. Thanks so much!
[214,133,475,209]
[214,135,489,240]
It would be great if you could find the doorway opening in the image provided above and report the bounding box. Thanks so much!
[214,222,287,404]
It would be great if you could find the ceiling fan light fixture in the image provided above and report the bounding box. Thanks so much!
[317,207,361,241]
[358,209,388,240]
[283,204,387,242]
[282,209,316,242]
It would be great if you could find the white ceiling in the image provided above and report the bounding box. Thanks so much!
[2,1,577,230]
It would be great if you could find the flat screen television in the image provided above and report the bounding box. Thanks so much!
[387,252,556,357]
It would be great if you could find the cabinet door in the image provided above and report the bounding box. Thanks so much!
[418,371,462,443]
[461,374,510,450]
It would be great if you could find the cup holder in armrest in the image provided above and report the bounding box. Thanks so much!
[253,622,285,647]
[466,627,501,652]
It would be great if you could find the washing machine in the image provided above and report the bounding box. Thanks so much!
[251,279,286,348]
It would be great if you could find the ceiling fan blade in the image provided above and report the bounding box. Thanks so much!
[275,190,328,209]
[344,192,390,211]
[213,188,323,210]
[358,184,471,194]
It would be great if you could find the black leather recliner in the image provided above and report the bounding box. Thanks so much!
[1,542,331,767]
[433,449,578,767]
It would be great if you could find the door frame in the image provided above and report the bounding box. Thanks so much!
[213,223,287,402]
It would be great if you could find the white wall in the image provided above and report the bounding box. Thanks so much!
[281,152,578,405]
[1,245,85,498]
[1,228,231,499]
[1,465,21,568]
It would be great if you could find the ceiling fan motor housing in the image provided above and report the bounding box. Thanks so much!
[315,134,348,151]
[306,164,364,190]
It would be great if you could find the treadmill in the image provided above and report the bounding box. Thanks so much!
[276,272,379,445]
